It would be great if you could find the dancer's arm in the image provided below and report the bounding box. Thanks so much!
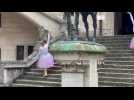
[47,33,51,46]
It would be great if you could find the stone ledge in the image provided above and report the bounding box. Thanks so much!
[0,61,27,69]
[50,41,107,54]
[55,60,90,66]
[62,65,88,73]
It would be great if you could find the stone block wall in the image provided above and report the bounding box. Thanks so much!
[0,12,39,61]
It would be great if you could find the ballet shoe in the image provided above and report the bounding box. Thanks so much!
[43,74,48,77]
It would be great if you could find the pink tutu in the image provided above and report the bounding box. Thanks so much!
[37,53,54,69]
[129,37,134,49]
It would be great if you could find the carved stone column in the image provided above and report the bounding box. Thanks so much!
[50,41,107,87]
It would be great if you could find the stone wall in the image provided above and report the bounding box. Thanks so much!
[0,12,39,61]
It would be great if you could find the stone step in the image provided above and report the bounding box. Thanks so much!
[99,72,134,79]
[104,60,134,65]
[31,66,61,70]
[29,69,62,74]
[108,50,134,53]
[106,52,134,55]
[106,47,130,50]
[97,35,134,87]
[25,71,61,75]
[99,81,134,87]
[97,35,133,38]
[101,46,130,50]
[99,42,129,45]
[102,45,130,48]
[98,68,134,74]
[105,46,129,49]
[97,39,131,43]
[99,77,134,83]
[105,53,134,57]
[28,70,61,74]
[105,57,134,61]
[24,72,61,78]
[97,40,131,44]
[14,79,61,87]
[97,39,130,42]
[30,68,62,71]
[20,75,61,82]
[97,36,133,40]
[12,83,55,87]
[98,64,134,69]
[99,42,129,46]
[107,47,131,50]
[12,66,62,87]
[97,40,131,43]
[103,45,129,48]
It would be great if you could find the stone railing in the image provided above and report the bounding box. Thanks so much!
[2,61,27,86]
[2,34,65,86]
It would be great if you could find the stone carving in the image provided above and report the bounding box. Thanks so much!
[62,65,86,73]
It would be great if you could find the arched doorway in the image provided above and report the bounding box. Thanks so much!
[115,12,134,35]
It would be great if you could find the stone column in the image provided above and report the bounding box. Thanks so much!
[50,41,107,87]
[84,56,98,87]
[62,65,85,87]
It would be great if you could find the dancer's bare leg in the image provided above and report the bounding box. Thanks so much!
[43,69,48,77]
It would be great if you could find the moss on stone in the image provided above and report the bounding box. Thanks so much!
[50,41,107,54]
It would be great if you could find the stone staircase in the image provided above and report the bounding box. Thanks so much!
[97,35,134,87]
[11,35,134,87]
[12,66,62,87]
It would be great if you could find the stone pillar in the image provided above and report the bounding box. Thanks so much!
[62,65,85,87]
[50,41,107,87]
[89,57,98,87]
[84,56,98,87]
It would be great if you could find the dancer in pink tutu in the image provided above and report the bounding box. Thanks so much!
[130,37,134,49]
[37,33,54,77]
[128,12,134,49]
